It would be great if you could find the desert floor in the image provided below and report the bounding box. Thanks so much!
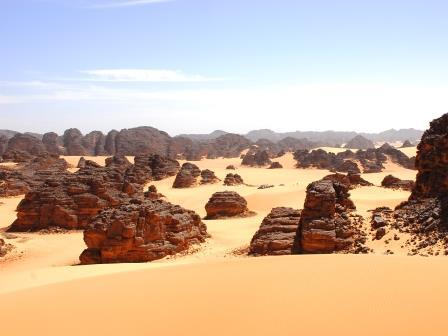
[2,147,447,336]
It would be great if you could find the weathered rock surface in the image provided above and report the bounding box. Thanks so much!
[223,173,244,186]
[42,132,65,155]
[63,128,87,155]
[200,169,220,185]
[249,207,301,256]
[294,178,362,254]
[401,140,413,148]
[205,191,252,219]
[268,162,283,169]
[345,135,375,149]
[0,238,13,257]
[381,175,414,191]
[172,162,201,188]
[79,198,208,264]
[241,149,272,167]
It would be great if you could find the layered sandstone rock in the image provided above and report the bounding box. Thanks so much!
[294,179,359,253]
[200,169,220,185]
[322,172,373,189]
[172,162,201,188]
[223,173,244,186]
[3,134,47,162]
[114,126,172,156]
[381,175,414,191]
[241,149,272,167]
[82,131,107,155]
[63,128,87,155]
[79,198,208,264]
[249,207,301,256]
[42,132,64,155]
[205,191,252,219]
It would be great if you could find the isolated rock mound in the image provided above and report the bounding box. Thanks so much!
[294,178,361,254]
[345,135,375,149]
[0,238,12,257]
[268,162,283,169]
[205,191,252,219]
[200,169,220,184]
[80,198,208,264]
[249,207,301,256]
[226,165,236,170]
[42,132,64,155]
[381,175,414,191]
[172,162,201,188]
[401,140,413,148]
[223,173,244,186]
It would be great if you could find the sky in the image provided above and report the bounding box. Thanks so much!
[0,0,447,135]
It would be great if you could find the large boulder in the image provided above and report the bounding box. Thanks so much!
[249,207,301,256]
[63,128,87,155]
[79,198,208,264]
[381,175,414,191]
[205,191,252,219]
[200,169,220,185]
[115,126,171,156]
[172,162,201,188]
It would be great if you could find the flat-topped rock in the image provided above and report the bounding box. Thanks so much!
[205,191,252,219]
[249,207,301,256]
[80,198,208,264]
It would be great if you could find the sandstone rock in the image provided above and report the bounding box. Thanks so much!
[115,126,171,156]
[345,135,375,149]
[63,128,87,155]
[77,157,86,169]
[0,238,12,257]
[226,165,236,170]
[200,169,220,185]
[173,162,201,188]
[206,134,251,159]
[205,191,252,219]
[401,140,413,148]
[381,175,414,191]
[104,130,119,155]
[241,149,272,167]
[223,173,244,186]
[42,132,64,155]
[79,198,208,264]
[144,185,163,200]
[3,134,47,162]
[268,162,283,169]
[249,207,301,256]
[82,131,106,155]
[294,178,360,254]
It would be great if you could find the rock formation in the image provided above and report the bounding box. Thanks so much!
[268,162,283,169]
[294,178,362,254]
[204,191,252,219]
[114,126,172,156]
[381,175,414,191]
[401,140,413,148]
[0,238,12,257]
[63,128,87,155]
[241,149,272,167]
[223,173,244,186]
[226,165,236,170]
[42,132,64,155]
[79,198,208,264]
[3,133,47,162]
[200,169,220,184]
[172,162,201,188]
[345,135,375,149]
[249,207,301,256]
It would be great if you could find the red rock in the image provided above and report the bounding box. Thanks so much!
[172,162,201,188]
[223,173,244,186]
[205,191,252,219]
[381,174,414,191]
[268,162,283,169]
[249,207,301,256]
[241,149,272,167]
[200,169,220,185]
[79,198,208,264]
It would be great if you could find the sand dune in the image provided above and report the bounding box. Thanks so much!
[1,148,443,335]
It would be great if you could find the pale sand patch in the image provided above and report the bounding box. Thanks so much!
[0,196,23,229]
[398,146,418,158]
[0,162,18,168]
[1,255,448,336]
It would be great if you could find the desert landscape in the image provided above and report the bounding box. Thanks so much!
[1,113,448,335]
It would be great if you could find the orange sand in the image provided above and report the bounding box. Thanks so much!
[1,149,446,335]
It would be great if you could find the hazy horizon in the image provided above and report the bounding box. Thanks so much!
[1,0,447,134]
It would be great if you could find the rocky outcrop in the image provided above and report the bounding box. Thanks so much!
[241,149,272,167]
[42,132,64,155]
[206,134,251,159]
[200,169,220,185]
[268,162,283,169]
[79,198,208,264]
[172,162,201,188]
[3,134,47,162]
[294,178,361,254]
[205,191,252,219]
[104,130,119,155]
[249,207,301,256]
[226,165,236,170]
[345,135,375,150]
[0,154,70,197]
[223,173,244,186]
[82,131,106,155]
[8,157,144,232]
[77,157,87,169]
[381,175,414,191]
[322,172,373,189]
[142,154,180,180]
[401,140,413,148]
[115,126,172,156]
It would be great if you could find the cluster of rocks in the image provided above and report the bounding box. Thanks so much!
[0,154,70,197]
[241,149,272,167]
[223,173,245,186]
[205,191,254,219]
[172,163,220,188]
[0,238,13,257]
[8,154,180,232]
[268,162,283,169]
[249,174,367,256]
[381,175,414,191]
[249,207,301,256]
[80,198,208,264]
[294,143,415,174]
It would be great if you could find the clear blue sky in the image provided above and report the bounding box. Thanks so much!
[0,0,447,134]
